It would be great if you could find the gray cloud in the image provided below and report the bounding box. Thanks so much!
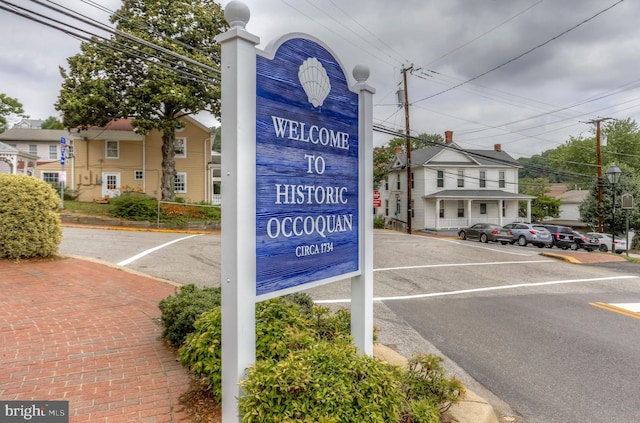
[1,0,638,158]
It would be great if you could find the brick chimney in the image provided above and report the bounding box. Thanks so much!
[445,131,453,144]
[494,144,502,152]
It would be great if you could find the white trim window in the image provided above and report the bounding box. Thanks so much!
[499,171,506,188]
[48,145,57,160]
[134,170,144,180]
[479,170,486,188]
[106,140,119,159]
[42,172,59,185]
[174,137,186,158]
[174,172,187,193]
[29,144,37,155]
[457,170,464,188]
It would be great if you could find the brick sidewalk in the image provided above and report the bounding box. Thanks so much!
[0,257,191,422]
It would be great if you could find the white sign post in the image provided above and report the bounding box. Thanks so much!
[216,2,374,422]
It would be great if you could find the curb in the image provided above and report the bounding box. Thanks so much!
[539,251,581,264]
[373,344,499,423]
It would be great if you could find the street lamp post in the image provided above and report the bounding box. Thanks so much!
[605,164,622,250]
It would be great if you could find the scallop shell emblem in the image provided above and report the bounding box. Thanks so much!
[298,57,331,108]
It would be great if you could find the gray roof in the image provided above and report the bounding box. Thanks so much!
[423,189,535,200]
[394,142,521,169]
[0,128,70,142]
[0,141,19,152]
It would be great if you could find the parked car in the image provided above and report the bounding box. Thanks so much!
[458,223,513,244]
[585,232,627,253]
[502,222,553,247]
[543,224,575,249]
[571,231,599,252]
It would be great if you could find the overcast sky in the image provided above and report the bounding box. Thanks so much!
[1,0,638,158]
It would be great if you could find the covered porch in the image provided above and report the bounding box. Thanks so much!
[423,190,535,230]
[0,141,38,176]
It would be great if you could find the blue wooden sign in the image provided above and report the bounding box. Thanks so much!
[256,37,359,296]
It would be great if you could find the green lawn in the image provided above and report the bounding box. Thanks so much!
[61,200,113,216]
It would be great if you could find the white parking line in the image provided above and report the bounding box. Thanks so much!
[374,259,552,272]
[117,234,203,266]
[315,275,639,304]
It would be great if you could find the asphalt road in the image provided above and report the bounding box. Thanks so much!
[59,227,640,423]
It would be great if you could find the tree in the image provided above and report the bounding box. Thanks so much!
[373,133,444,188]
[41,116,64,129]
[0,94,27,133]
[518,177,560,222]
[579,162,640,235]
[56,0,227,200]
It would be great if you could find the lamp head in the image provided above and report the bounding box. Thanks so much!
[605,164,622,185]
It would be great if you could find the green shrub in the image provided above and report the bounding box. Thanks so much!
[178,307,224,399]
[406,399,441,423]
[179,298,316,402]
[401,353,466,416]
[158,284,221,347]
[374,215,385,228]
[109,192,158,221]
[239,341,403,423]
[0,174,62,259]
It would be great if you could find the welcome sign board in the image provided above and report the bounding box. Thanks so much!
[256,36,360,296]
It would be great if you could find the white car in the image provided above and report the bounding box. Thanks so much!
[585,232,627,253]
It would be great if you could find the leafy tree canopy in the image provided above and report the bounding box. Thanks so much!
[41,116,64,129]
[518,177,560,222]
[579,162,640,234]
[55,0,228,200]
[0,94,27,133]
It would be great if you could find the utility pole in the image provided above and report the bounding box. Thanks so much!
[586,118,613,232]
[401,65,412,234]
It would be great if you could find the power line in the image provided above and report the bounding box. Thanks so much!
[411,0,627,105]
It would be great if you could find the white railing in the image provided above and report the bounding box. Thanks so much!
[211,194,222,205]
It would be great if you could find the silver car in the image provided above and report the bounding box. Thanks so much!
[503,222,553,248]
[585,232,627,253]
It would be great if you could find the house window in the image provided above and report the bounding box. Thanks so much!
[29,144,37,155]
[457,170,464,187]
[437,170,444,188]
[385,199,389,216]
[502,201,506,217]
[106,140,119,159]
[411,172,414,189]
[174,137,186,158]
[174,172,187,193]
[439,200,444,218]
[134,170,144,180]
[384,178,389,191]
[480,171,486,188]
[42,172,59,185]
[457,200,464,218]
[480,203,487,214]
[499,171,506,188]
[48,145,57,160]
[396,175,401,190]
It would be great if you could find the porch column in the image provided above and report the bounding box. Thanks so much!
[466,199,472,226]
[527,199,532,222]
[499,200,503,226]
[435,198,441,230]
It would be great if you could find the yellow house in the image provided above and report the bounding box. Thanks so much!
[1,116,217,203]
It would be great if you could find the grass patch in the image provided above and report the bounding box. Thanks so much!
[61,200,113,216]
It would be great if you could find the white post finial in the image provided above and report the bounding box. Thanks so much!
[353,64,370,82]
[225,1,250,28]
